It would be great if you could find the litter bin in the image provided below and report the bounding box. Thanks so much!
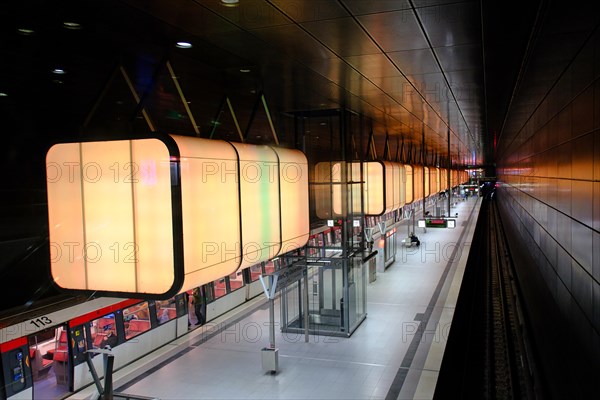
[261,347,278,373]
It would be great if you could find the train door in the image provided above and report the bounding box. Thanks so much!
[1,337,33,400]
[27,324,70,400]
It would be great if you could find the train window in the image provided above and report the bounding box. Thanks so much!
[264,260,275,274]
[228,271,244,291]
[249,264,262,282]
[203,284,215,303]
[324,230,332,246]
[155,298,177,325]
[307,236,318,257]
[213,278,227,299]
[90,313,117,349]
[334,228,342,245]
[123,302,151,340]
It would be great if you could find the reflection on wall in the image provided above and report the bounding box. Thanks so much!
[495,26,599,397]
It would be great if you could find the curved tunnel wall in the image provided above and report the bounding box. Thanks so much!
[495,24,600,398]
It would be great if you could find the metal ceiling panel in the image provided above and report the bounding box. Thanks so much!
[415,1,481,48]
[269,0,349,22]
[343,53,399,79]
[197,0,290,30]
[434,44,482,72]
[300,17,381,57]
[387,48,440,75]
[341,0,411,15]
[303,57,364,86]
[357,10,429,52]
[249,24,336,61]
[126,0,238,38]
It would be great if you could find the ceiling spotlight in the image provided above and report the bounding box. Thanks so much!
[52,68,66,75]
[17,28,35,35]
[176,41,192,49]
[63,21,82,30]
[221,0,240,7]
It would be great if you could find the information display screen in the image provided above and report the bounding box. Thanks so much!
[425,219,448,228]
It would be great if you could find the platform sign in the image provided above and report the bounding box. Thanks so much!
[425,218,448,228]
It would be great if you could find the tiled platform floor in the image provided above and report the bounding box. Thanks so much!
[73,197,482,400]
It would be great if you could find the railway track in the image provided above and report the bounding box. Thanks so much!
[435,196,539,399]
[485,201,534,399]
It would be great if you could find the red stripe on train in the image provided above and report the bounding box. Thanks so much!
[69,299,142,327]
[0,337,27,352]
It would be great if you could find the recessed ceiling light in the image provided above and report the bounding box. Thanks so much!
[240,68,251,73]
[17,28,35,35]
[221,0,239,7]
[176,41,192,49]
[52,68,66,75]
[63,22,82,30]
[0,92,8,97]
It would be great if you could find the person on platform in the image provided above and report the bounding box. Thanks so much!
[410,232,421,247]
[192,287,205,325]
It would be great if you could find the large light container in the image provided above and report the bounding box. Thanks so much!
[405,165,414,204]
[314,161,405,217]
[46,134,309,298]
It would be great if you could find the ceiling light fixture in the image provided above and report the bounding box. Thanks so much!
[176,41,192,49]
[17,28,35,35]
[0,92,8,97]
[240,68,251,73]
[52,68,66,75]
[221,0,240,7]
[63,22,82,30]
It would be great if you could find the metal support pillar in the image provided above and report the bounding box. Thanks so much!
[85,349,115,400]
[447,123,451,215]
[422,125,426,215]
[269,297,275,349]
[259,274,279,373]
[303,270,309,343]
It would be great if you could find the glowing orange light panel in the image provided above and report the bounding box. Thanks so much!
[314,161,408,217]
[46,135,309,298]
[47,139,176,296]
